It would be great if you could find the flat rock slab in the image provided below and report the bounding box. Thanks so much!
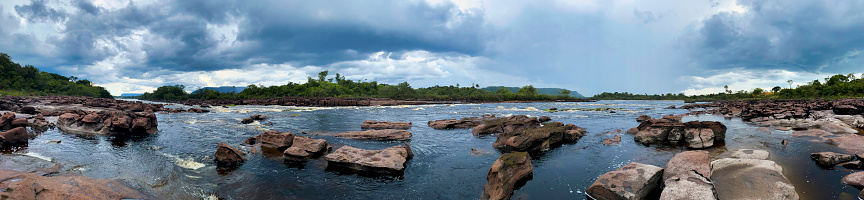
[361,120,412,129]
[587,162,664,200]
[842,171,864,187]
[482,152,533,200]
[336,129,412,140]
[324,144,412,174]
[283,136,329,157]
[0,169,142,199]
[726,149,770,160]
[661,151,716,200]
[827,135,864,154]
[711,158,799,200]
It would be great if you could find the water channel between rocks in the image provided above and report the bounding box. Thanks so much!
[1,100,860,199]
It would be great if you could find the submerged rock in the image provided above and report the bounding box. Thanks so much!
[492,122,586,153]
[711,158,798,200]
[324,144,413,174]
[214,143,247,166]
[336,129,412,140]
[482,152,533,200]
[0,169,142,199]
[660,151,716,200]
[361,120,412,129]
[810,152,855,166]
[586,162,664,200]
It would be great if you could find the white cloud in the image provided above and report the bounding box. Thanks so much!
[680,68,833,95]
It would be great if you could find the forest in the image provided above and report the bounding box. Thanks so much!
[591,73,864,101]
[139,71,576,101]
[0,53,112,98]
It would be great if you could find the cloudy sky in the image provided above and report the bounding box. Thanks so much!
[1,0,863,96]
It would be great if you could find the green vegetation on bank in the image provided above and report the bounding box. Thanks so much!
[591,73,864,101]
[0,53,112,98]
[139,71,578,102]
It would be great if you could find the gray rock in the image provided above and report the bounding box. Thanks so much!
[810,152,855,166]
[711,158,799,200]
[586,162,664,200]
[660,151,716,200]
[727,149,770,160]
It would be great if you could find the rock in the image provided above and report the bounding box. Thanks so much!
[792,129,831,138]
[0,112,15,129]
[538,116,552,123]
[336,129,412,140]
[324,144,413,174]
[833,105,861,115]
[283,136,329,157]
[810,152,855,166]
[361,120,412,129]
[0,127,29,148]
[241,118,254,124]
[492,122,585,153]
[827,135,864,154]
[251,114,267,120]
[81,113,101,123]
[625,127,639,134]
[428,117,482,129]
[256,130,295,150]
[0,169,142,199]
[636,115,651,122]
[602,136,621,145]
[186,108,210,113]
[56,110,158,136]
[817,121,858,134]
[632,118,726,149]
[757,127,771,133]
[10,118,28,127]
[482,152,533,200]
[660,151,715,200]
[19,106,37,114]
[842,171,864,187]
[684,127,714,149]
[727,149,770,160]
[839,161,862,169]
[586,162,664,200]
[711,158,799,200]
[214,143,246,166]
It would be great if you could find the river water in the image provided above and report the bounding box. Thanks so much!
[0,100,860,199]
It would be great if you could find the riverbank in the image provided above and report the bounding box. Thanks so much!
[138,96,595,107]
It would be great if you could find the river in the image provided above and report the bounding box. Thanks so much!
[0,100,859,199]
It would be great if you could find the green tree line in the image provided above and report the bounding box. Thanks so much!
[0,53,112,98]
[591,73,864,101]
[139,71,576,101]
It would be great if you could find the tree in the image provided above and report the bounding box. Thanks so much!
[752,88,764,95]
[787,80,793,89]
[724,85,731,94]
[518,85,538,95]
[558,89,571,96]
[318,71,329,82]
[495,87,511,94]
[772,86,782,93]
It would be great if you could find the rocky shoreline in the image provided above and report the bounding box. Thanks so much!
[135,96,595,107]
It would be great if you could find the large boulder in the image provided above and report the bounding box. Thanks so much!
[586,162,664,200]
[660,151,716,200]
[283,136,329,158]
[428,117,483,129]
[56,110,158,136]
[324,144,413,174]
[0,127,29,148]
[336,129,412,140]
[214,143,246,166]
[492,122,585,153]
[256,130,295,150]
[0,112,15,129]
[632,117,726,148]
[711,158,799,200]
[361,120,412,129]
[684,128,714,149]
[0,169,142,199]
[810,152,855,166]
[482,152,533,200]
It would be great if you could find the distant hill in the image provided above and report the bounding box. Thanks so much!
[481,86,585,98]
[193,86,246,94]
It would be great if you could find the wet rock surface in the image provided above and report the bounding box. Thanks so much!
[336,129,412,140]
[324,144,413,174]
[586,162,664,200]
[0,169,142,199]
[492,122,585,153]
[56,109,158,136]
[482,152,533,200]
[214,143,247,166]
[630,115,726,149]
[361,120,412,129]
[0,127,29,148]
[283,136,330,158]
[811,152,855,166]
[255,130,295,150]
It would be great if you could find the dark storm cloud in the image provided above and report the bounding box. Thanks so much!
[14,0,67,22]
[683,0,864,72]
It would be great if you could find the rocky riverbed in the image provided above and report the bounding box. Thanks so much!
[2,97,864,199]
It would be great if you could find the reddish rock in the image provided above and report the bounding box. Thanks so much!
[10,118,28,127]
[81,113,101,123]
[336,129,412,140]
[361,120,412,129]
[482,152,533,200]
[256,130,295,150]
[603,136,621,145]
[493,122,586,153]
[0,127,29,148]
[0,112,15,129]
[587,162,664,200]
[727,149,770,160]
[283,136,329,157]
[660,151,715,200]
[538,116,552,123]
[324,144,413,174]
[214,143,246,166]
[0,169,142,199]
[827,135,864,154]
[811,152,855,166]
[842,171,864,187]
[711,158,798,199]
[636,115,651,122]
